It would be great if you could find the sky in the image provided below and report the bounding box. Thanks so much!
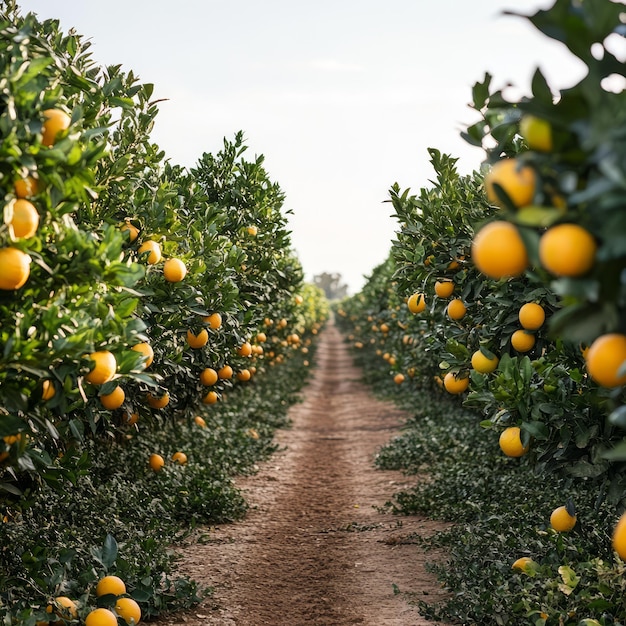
[17,0,586,294]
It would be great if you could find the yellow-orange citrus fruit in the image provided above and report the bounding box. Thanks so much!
[42,108,71,147]
[394,373,405,384]
[85,351,117,385]
[200,367,219,386]
[96,575,126,597]
[121,220,139,242]
[237,341,252,357]
[538,224,597,277]
[163,257,187,282]
[511,330,536,353]
[237,369,252,382]
[43,596,78,623]
[471,221,529,279]
[295,294,304,305]
[407,292,426,314]
[0,247,31,290]
[511,557,538,573]
[187,329,209,349]
[100,385,125,410]
[443,372,469,394]
[85,608,118,626]
[585,333,626,388]
[41,379,56,401]
[218,365,233,380]
[204,312,222,329]
[149,453,165,472]
[550,505,577,532]
[434,280,455,298]
[471,350,499,374]
[14,176,39,198]
[138,240,162,264]
[256,332,267,343]
[485,157,537,208]
[519,303,545,330]
[131,342,154,368]
[123,411,139,425]
[447,299,467,320]
[612,511,626,560]
[194,415,206,428]
[520,114,553,152]
[10,199,39,238]
[114,597,142,625]
[499,426,529,457]
[146,392,169,409]
[202,390,219,405]
[172,451,187,465]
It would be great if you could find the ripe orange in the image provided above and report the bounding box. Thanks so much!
[539,224,596,277]
[187,329,209,349]
[520,114,553,152]
[203,312,222,329]
[256,332,267,343]
[131,342,154,368]
[550,505,577,532]
[237,341,252,357]
[200,367,219,386]
[612,511,626,560]
[41,596,78,624]
[447,299,467,320]
[499,426,529,457]
[471,349,499,374]
[123,411,139,425]
[394,373,405,384]
[511,556,537,572]
[194,415,207,428]
[85,608,118,626]
[585,333,626,388]
[41,379,56,401]
[138,240,162,264]
[443,372,469,394]
[471,221,529,279]
[100,385,125,410]
[14,176,39,198]
[163,258,187,282]
[120,220,139,242]
[149,453,165,472]
[511,330,536,353]
[485,157,537,208]
[202,390,219,405]
[519,303,545,330]
[96,575,126,597]
[295,294,304,305]
[10,199,39,238]
[407,292,426,314]
[42,108,71,147]
[246,225,258,236]
[114,597,142,624]
[146,392,169,409]
[172,451,187,465]
[218,365,233,380]
[0,247,31,290]
[434,280,455,298]
[85,351,117,385]
[237,369,252,382]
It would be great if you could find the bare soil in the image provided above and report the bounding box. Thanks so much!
[153,321,449,626]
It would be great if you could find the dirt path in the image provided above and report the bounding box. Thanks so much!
[154,321,449,626]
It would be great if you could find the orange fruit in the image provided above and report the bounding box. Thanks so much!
[100,385,125,410]
[443,372,469,394]
[194,415,207,428]
[499,426,529,457]
[14,176,39,198]
[163,258,187,282]
[539,223,596,277]
[237,369,252,382]
[237,341,252,357]
[187,329,209,349]
[471,221,529,279]
[519,303,545,330]
[485,157,537,208]
[131,342,154,368]
[200,367,219,386]
[203,312,222,329]
[85,351,117,385]
[218,365,233,380]
[511,557,538,573]
[407,292,426,314]
[246,225,258,236]
[146,392,169,409]
[511,330,536,353]
[41,108,71,147]
[123,411,139,425]
[42,596,78,624]
[550,505,577,532]
[171,451,187,465]
[121,220,139,242]
[256,332,267,343]
[394,373,405,384]
[202,390,219,405]
[612,511,626,560]
[10,199,39,238]
[138,240,162,264]
[295,294,304,305]
[85,608,118,626]
[41,379,56,401]
[585,333,626,388]
[96,575,126,597]
[447,299,467,320]
[520,114,553,152]
[434,280,455,298]
[149,453,165,472]
[114,597,142,624]
[0,247,31,290]
[471,349,499,374]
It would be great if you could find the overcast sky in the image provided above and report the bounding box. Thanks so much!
[18,1,586,293]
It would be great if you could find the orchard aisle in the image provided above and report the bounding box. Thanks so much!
[155,321,448,626]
